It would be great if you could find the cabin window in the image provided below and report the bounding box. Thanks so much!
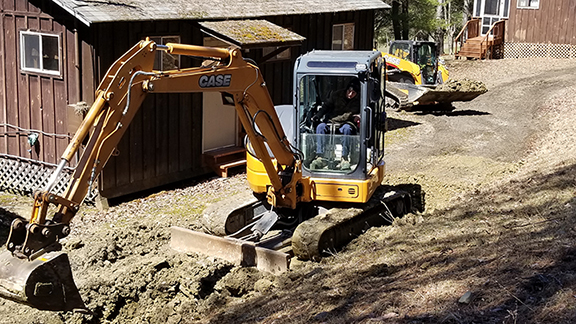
[20,31,61,76]
[332,23,355,50]
[150,36,181,70]
[517,0,539,9]
[262,47,291,61]
[262,27,292,61]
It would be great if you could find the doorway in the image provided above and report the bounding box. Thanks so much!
[474,0,509,35]
[202,37,238,153]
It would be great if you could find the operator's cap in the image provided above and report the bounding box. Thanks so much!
[348,78,360,92]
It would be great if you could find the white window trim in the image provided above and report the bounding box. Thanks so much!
[517,0,539,9]
[332,23,355,50]
[20,30,61,76]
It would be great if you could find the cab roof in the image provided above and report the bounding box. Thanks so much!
[295,50,381,74]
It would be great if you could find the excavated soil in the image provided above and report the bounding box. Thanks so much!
[2,57,576,323]
[434,78,488,93]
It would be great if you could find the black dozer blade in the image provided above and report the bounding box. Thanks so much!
[0,249,86,311]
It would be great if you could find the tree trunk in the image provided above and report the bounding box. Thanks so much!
[392,0,402,40]
[401,0,409,40]
[435,0,445,54]
[463,0,473,25]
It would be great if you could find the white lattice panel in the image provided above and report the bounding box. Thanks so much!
[504,42,576,59]
[0,157,96,204]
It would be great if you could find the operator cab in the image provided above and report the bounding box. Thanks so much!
[294,51,386,180]
[388,40,439,85]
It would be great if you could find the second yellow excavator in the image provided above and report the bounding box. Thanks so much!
[384,40,486,110]
[0,40,422,311]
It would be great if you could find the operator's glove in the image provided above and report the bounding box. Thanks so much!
[312,112,324,123]
[353,114,361,128]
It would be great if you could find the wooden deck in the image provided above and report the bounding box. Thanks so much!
[202,146,247,177]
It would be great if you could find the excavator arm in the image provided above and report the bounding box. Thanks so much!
[0,39,302,310]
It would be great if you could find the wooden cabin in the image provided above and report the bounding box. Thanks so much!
[0,0,388,204]
[456,0,576,59]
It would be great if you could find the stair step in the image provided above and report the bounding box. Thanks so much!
[219,159,247,169]
[456,48,483,54]
[462,44,482,49]
[215,159,246,178]
[203,146,246,159]
[456,53,483,59]
[203,146,247,177]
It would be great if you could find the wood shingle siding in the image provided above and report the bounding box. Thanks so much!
[506,0,576,45]
[0,0,80,166]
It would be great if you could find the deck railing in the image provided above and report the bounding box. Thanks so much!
[455,19,506,59]
[454,18,480,54]
[482,20,506,59]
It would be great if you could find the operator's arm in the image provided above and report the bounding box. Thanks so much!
[314,100,332,122]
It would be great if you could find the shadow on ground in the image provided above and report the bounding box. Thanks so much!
[387,117,420,131]
[202,161,576,324]
[415,108,491,117]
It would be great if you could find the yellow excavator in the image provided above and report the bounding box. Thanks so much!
[384,40,449,86]
[0,40,421,311]
[383,40,486,110]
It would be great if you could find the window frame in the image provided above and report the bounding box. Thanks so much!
[332,23,355,50]
[149,35,181,70]
[19,30,62,77]
[517,0,539,9]
[262,46,291,62]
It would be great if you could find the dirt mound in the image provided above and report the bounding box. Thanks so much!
[434,78,488,93]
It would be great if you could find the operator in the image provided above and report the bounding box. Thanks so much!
[312,78,361,170]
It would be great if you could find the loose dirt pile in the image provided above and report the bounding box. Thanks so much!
[1,57,576,324]
[434,78,488,93]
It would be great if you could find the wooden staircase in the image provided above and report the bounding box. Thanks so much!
[455,19,505,60]
[202,146,246,177]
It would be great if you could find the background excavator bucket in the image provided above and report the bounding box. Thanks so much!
[0,249,85,311]
[386,81,487,110]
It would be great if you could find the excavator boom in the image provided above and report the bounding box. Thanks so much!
[0,39,303,310]
[0,40,422,311]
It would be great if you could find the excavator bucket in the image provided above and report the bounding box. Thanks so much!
[0,249,85,311]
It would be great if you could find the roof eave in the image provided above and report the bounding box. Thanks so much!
[50,0,93,26]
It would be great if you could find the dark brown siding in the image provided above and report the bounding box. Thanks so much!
[93,21,205,198]
[0,0,82,166]
[264,10,376,104]
[506,0,576,44]
[94,11,376,198]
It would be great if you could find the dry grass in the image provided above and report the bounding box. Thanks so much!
[199,147,576,324]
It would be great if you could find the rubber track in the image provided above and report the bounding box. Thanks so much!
[292,187,414,261]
